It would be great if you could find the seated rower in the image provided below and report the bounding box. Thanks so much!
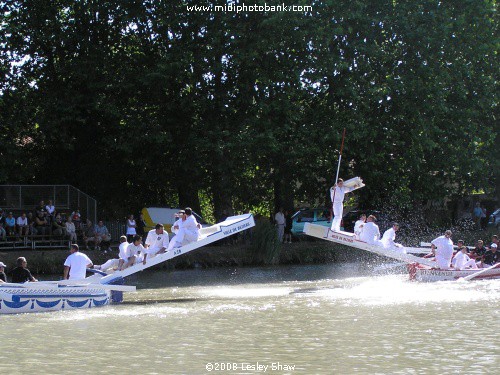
[171,208,200,249]
[143,223,170,265]
[381,223,406,254]
[94,237,129,273]
[452,245,478,270]
[124,235,145,269]
[480,243,499,268]
[353,214,366,239]
[359,215,381,246]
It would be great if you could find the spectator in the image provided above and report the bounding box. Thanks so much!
[4,212,16,237]
[470,240,487,260]
[95,220,112,252]
[126,214,137,243]
[71,209,81,229]
[472,202,482,230]
[34,211,50,237]
[36,200,47,218]
[274,207,285,243]
[136,213,147,239]
[11,257,37,283]
[52,214,66,236]
[65,216,77,243]
[0,222,5,241]
[17,212,29,237]
[45,200,55,222]
[284,210,293,244]
[27,212,37,235]
[0,261,7,283]
[83,219,97,250]
[480,206,488,230]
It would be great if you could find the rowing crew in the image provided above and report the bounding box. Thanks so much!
[95,208,201,273]
[431,231,499,270]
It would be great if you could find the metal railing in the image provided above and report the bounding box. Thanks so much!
[0,185,97,224]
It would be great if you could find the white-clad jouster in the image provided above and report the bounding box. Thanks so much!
[354,219,365,238]
[330,184,355,232]
[145,229,170,254]
[64,252,92,280]
[359,222,381,245]
[127,242,144,259]
[118,241,130,261]
[452,251,478,270]
[174,214,200,247]
[171,218,182,235]
[431,234,454,269]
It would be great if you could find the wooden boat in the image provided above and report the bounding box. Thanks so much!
[0,214,255,314]
[303,222,500,282]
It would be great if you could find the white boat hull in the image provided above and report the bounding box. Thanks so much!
[410,265,500,282]
[0,285,111,314]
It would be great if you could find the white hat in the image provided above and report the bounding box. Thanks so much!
[0,262,6,268]
[491,243,498,248]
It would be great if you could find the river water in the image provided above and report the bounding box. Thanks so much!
[1,263,499,375]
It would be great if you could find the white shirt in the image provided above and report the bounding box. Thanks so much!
[64,252,92,280]
[180,215,200,236]
[45,205,55,215]
[118,242,130,261]
[275,212,285,225]
[452,251,472,270]
[431,235,454,269]
[126,243,144,258]
[17,217,28,226]
[330,186,354,203]
[145,229,170,253]
[172,218,182,234]
[359,222,380,245]
[65,222,76,234]
[354,220,365,235]
[381,228,397,249]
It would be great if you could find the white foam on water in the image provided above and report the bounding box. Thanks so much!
[309,275,500,306]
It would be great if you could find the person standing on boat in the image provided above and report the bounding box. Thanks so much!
[359,215,381,245]
[11,257,38,283]
[381,223,405,253]
[143,223,170,264]
[431,230,454,269]
[354,214,366,238]
[452,246,478,270]
[330,178,359,232]
[63,244,93,280]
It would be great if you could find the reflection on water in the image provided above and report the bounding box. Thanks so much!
[1,263,499,374]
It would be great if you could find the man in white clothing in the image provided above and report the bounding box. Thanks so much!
[330,178,359,232]
[354,214,366,238]
[274,207,285,243]
[144,223,170,264]
[359,215,381,245]
[63,244,93,280]
[117,236,130,270]
[452,246,478,270]
[381,223,405,253]
[172,208,200,249]
[431,230,454,270]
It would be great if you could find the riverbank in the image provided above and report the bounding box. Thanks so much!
[0,241,379,276]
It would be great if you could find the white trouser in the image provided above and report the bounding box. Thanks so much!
[100,259,120,271]
[174,229,199,246]
[384,244,406,254]
[276,224,285,242]
[457,259,478,270]
[436,256,452,270]
[331,202,343,231]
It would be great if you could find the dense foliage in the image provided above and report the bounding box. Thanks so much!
[0,1,497,220]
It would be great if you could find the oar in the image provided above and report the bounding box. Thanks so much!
[460,263,500,281]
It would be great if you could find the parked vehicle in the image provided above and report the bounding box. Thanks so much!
[291,208,331,235]
[488,208,500,228]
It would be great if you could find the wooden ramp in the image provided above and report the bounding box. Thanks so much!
[304,223,437,268]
